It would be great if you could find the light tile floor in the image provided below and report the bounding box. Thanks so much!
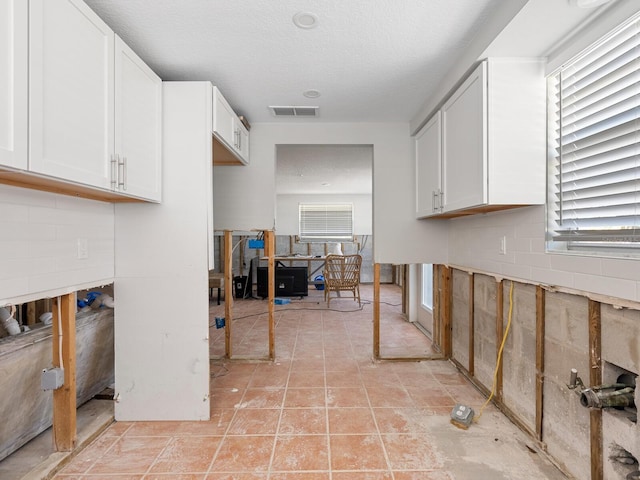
[53,285,567,479]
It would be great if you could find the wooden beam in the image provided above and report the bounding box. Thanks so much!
[52,294,76,452]
[469,273,475,377]
[373,263,380,360]
[433,265,441,352]
[535,285,545,442]
[442,266,452,358]
[224,230,233,358]
[266,230,275,360]
[239,236,245,276]
[589,299,603,480]
[496,280,504,401]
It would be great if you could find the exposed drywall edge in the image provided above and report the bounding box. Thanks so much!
[409,0,528,135]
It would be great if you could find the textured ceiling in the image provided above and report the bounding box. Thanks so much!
[84,0,505,124]
[276,145,372,195]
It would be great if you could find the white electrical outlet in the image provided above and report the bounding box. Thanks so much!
[499,236,507,255]
[77,238,88,259]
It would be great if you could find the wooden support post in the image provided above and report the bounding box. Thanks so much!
[535,285,545,442]
[433,265,441,352]
[496,280,504,401]
[373,263,380,360]
[289,235,294,266]
[589,299,603,480]
[469,273,475,377]
[441,266,452,358]
[239,236,245,276]
[52,294,76,452]
[224,230,233,358]
[266,230,275,360]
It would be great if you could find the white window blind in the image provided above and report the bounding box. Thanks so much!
[299,203,353,242]
[548,14,640,245]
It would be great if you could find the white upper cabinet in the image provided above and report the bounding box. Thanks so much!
[29,0,114,190]
[0,0,28,170]
[114,36,162,202]
[212,86,249,165]
[415,112,442,218]
[442,62,487,213]
[416,58,546,218]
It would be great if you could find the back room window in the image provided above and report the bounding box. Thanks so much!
[299,203,354,242]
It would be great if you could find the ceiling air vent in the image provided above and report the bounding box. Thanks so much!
[269,106,318,117]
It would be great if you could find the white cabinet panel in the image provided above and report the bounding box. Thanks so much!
[29,0,114,189]
[0,0,28,170]
[212,86,249,165]
[442,62,486,213]
[213,88,234,147]
[415,111,442,218]
[114,36,162,202]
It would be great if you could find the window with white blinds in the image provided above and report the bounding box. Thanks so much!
[299,203,353,242]
[547,14,640,250]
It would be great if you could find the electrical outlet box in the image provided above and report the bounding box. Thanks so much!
[41,367,65,390]
[450,403,474,429]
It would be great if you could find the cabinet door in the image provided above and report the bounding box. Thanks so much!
[235,120,249,164]
[29,0,114,189]
[0,0,28,170]
[114,36,162,202]
[442,62,487,213]
[415,112,441,218]
[213,88,235,149]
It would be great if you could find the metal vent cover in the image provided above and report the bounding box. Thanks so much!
[269,106,318,117]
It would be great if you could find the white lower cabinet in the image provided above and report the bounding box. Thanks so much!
[0,0,28,170]
[415,58,546,219]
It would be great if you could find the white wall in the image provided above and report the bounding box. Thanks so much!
[446,205,640,303]
[276,193,372,236]
[0,184,114,305]
[213,122,449,264]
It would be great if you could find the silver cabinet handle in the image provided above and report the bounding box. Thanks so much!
[110,154,118,190]
[118,156,126,190]
[439,190,444,212]
[432,191,437,212]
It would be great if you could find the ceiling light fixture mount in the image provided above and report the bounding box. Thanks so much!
[293,12,319,29]
[303,89,321,99]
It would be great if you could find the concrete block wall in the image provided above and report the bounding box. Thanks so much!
[500,281,537,432]
[601,305,640,480]
[473,275,498,389]
[542,292,591,479]
[446,268,640,480]
[213,234,385,285]
[451,269,470,370]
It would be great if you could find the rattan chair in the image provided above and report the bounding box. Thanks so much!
[323,254,362,307]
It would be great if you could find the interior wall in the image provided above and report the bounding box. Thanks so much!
[0,184,115,305]
[447,205,640,303]
[213,122,449,265]
[276,193,372,236]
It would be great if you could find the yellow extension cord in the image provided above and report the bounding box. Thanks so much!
[474,280,514,423]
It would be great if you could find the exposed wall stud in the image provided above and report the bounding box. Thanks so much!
[535,285,545,442]
[442,266,452,357]
[469,273,475,377]
[373,263,380,359]
[224,230,233,358]
[589,299,603,480]
[52,294,76,451]
[496,280,504,401]
[266,230,275,360]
